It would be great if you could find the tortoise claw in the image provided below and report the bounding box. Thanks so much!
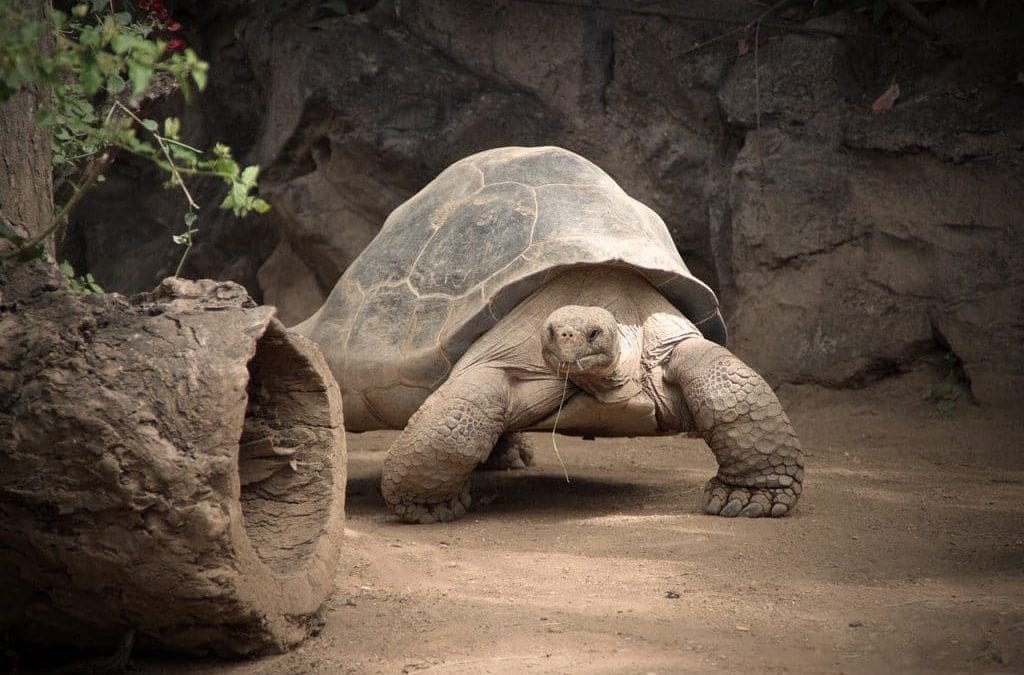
[390,487,472,524]
[701,477,799,518]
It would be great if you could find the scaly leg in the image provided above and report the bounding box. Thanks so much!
[666,338,804,517]
[381,368,510,523]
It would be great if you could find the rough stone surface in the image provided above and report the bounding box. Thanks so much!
[62,1,1024,405]
[0,261,347,655]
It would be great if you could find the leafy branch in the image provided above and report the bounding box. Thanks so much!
[0,0,270,278]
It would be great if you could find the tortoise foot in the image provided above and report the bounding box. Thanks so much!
[389,487,472,524]
[701,476,801,518]
[479,433,535,471]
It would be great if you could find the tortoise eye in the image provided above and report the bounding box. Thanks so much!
[547,325,556,339]
[587,328,601,342]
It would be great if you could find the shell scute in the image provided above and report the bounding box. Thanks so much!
[409,182,536,296]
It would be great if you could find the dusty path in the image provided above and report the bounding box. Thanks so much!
[150,375,1024,674]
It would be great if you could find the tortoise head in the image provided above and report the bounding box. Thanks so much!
[540,305,620,377]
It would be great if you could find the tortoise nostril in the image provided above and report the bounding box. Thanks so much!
[560,330,573,339]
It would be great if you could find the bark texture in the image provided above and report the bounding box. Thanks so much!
[0,82,53,249]
[0,263,346,656]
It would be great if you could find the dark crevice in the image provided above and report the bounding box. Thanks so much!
[310,136,333,171]
[261,100,339,184]
[847,356,914,386]
[707,99,751,314]
[925,317,976,404]
[584,8,615,110]
[766,233,870,271]
[835,320,976,405]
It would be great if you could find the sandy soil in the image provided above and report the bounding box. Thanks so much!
[149,374,1024,674]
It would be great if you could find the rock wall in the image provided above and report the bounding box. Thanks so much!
[64,0,1024,405]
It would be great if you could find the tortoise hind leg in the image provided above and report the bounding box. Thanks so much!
[381,367,511,523]
[479,432,536,471]
[666,338,804,517]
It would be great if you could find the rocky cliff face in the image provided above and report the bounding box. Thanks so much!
[64,0,1024,406]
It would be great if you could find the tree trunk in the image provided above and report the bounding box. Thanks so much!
[0,266,347,656]
[0,0,53,251]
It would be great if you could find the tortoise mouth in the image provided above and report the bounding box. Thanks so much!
[542,348,616,376]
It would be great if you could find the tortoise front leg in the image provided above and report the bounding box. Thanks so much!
[666,338,804,517]
[381,368,510,523]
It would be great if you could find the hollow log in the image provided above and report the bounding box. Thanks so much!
[0,261,346,656]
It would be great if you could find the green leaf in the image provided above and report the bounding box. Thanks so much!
[127,61,153,96]
[201,156,237,177]
[59,260,75,278]
[168,143,198,167]
[80,60,102,97]
[251,198,271,214]
[125,136,156,156]
[231,180,248,209]
[48,9,69,28]
[171,232,189,245]
[191,67,207,91]
[110,33,131,54]
[184,210,198,227]
[141,118,159,132]
[100,15,119,47]
[240,165,260,187]
[79,26,101,50]
[83,274,103,294]
[163,117,180,139]
[174,73,192,104]
[36,107,57,127]
[106,72,126,94]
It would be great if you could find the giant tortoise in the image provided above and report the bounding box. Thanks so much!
[297,146,804,523]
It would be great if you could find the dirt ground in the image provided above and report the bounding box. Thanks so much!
[149,372,1024,675]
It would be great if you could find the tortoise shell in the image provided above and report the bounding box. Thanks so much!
[296,146,725,430]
